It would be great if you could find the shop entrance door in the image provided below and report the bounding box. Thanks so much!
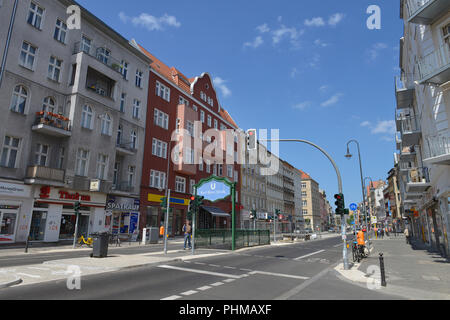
[0,210,18,243]
[29,211,47,241]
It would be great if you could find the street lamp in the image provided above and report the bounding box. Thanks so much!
[345,140,371,249]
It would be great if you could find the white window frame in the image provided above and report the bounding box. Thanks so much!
[132,99,141,119]
[81,105,94,129]
[34,144,49,167]
[186,121,194,137]
[207,115,212,127]
[48,56,62,82]
[19,42,37,70]
[154,108,169,130]
[81,36,92,54]
[175,176,186,193]
[76,148,90,177]
[156,81,170,102]
[135,69,143,88]
[1,136,21,168]
[54,19,67,44]
[27,2,44,30]
[96,154,109,180]
[190,179,196,195]
[101,114,112,136]
[200,110,205,123]
[120,60,129,80]
[10,85,28,114]
[179,96,189,107]
[128,166,135,187]
[152,138,168,159]
[131,131,138,150]
[150,170,166,189]
[120,93,126,113]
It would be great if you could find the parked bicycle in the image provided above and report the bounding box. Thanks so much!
[109,233,121,247]
[77,235,93,248]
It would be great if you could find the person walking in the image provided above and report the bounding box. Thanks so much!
[404,227,410,244]
[183,221,192,250]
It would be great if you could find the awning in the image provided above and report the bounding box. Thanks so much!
[202,206,231,218]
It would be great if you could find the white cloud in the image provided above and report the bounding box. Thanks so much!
[272,25,303,46]
[360,121,371,127]
[290,67,299,78]
[314,39,329,47]
[321,93,343,107]
[293,101,312,110]
[367,43,388,61]
[371,120,396,135]
[304,17,326,27]
[328,13,345,26]
[243,36,264,49]
[213,77,232,98]
[319,85,329,93]
[256,23,270,33]
[119,12,181,31]
[309,54,320,68]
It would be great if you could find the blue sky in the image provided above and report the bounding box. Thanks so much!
[77,0,403,208]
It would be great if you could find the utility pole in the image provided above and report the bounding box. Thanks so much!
[72,201,81,249]
[163,189,171,254]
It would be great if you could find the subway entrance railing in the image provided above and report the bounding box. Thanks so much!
[195,229,270,250]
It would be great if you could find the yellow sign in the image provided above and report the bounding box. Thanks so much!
[147,194,190,206]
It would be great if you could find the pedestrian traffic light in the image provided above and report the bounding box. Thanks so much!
[74,201,81,214]
[250,210,256,220]
[160,197,168,209]
[246,129,257,150]
[334,193,345,216]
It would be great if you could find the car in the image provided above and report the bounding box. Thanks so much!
[304,228,313,234]
[328,228,335,232]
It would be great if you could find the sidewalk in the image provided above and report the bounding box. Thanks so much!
[335,234,450,300]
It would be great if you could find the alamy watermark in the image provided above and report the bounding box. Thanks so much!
[366,5,381,30]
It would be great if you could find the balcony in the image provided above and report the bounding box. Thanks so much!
[395,76,415,110]
[32,112,72,138]
[111,181,134,194]
[73,42,124,75]
[116,141,137,156]
[424,134,450,165]
[417,44,450,85]
[399,146,417,162]
[399,161,415,177]
[25,166,65,187]
[406,167,431,193]
[396,134,402,150]
[397,115,422,146]
[407,0,450,25]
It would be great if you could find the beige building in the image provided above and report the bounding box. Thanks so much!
[299,170,321,231]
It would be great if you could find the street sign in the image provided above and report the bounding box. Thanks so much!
[349,203,357,211]
[196,176,232,202]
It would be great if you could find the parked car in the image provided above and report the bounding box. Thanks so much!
[304,228,313,234]
[328,228,335,233]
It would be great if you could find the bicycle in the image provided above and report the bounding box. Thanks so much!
[109,233,121,247]
[77,235,93,247]
[352,241,361,263]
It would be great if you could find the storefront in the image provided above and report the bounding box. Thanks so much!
[30,186,107,242]
[0,180,33,244]
[106,196,140,239]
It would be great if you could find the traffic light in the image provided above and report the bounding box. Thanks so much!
[247,129,257,150]
[334,194,345,216]
[250,210,256,220]
[275,209,281,220]
[74,201,81,214]
[160,197,168,209]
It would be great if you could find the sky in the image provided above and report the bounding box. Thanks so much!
[77,0,403,208]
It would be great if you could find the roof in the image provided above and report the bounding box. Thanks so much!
[298,169,312,180]
[134,41,239,129]
[366,180,385,194]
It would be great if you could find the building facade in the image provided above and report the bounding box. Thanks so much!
[396,0,450,257]
[299,170,321,232]
[0,0,150,244]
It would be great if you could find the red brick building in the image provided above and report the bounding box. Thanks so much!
[133,41,242,236]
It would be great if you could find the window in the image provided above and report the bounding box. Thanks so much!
[199,157,204,171]
[133,99,141,119]
[186,121,194,136]
[154,109,169,130]
[234,170,238,182]
[113,162,120,186]
[152,138,168,159]
[214,119,218,129]
[218,164,223,176]
[207,115,212,127]
[135,70,143,88]
[81,36,91,54]
[208,97,214,107]
[42,97,55,113]
[128,166,135,187]
[96,47,110,64]
[19,42,37,70]
[34,144,49,166]
[227,165,233,178]
[117,125,123,146]
[443,23,450,47]
[302,209,308,215]
[301,183,307,189]
[48,56,62,82]
[131,131,138,149]
[302,200,308,207]
[175,176,186,193]
[101,114,112,136]
[184,147,195,164]
[192,105,198,112]
[200,91,207,101]
[179,96,189,107]
[10,85,27,114]
[190,180,196,194]
[1,136,20,168]
[27,2,44,29]
[206,162,211,173]
[54,19,67,43]
[301,191,307,197]
[81,105,93,129]
[156,81,170,102]
[200,110,205,123]
[96,154,109,180]
[76,149,89,176]
[58,147,65,169]
[220,123,227,131]
[150,170,166,189]
[120,93,126,113]
[120,60,129,80]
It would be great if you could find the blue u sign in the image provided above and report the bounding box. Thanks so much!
[197,179,231,202]
[349,203,358,211]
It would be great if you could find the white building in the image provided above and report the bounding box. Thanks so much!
[396,0,450,257]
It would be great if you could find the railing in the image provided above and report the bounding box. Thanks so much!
[399,162,415,171]
[406,0,433,18]
[195,229,270,250]
[113,181,134,193]
[407,167,430,184]
[425,135,450,159]
[417,43,450,82]
[116,141,137,153]
[73,42,124,75]
[34,111,71,131]
[395,75,413,92]
[27,166,65,182]
[397,114,421,133]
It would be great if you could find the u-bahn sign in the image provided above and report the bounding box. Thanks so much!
[196,176,232,202]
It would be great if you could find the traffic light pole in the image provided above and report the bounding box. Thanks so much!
[163,189,171,254]
[261,139,349,270]
[72,202,80,249]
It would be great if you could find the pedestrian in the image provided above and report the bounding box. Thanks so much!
[159,224,165,238]
[385,227,389,237]
[404,227,410,244]
[183,221,192,250]
[381,228,384,239]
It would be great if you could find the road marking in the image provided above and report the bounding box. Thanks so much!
[211,282,224,287]
[157,265,242,279]
[223,279,236,283]
[294,250,326,261]
[16,273,41,279]
[240,268,253,272]
[161,295,182,300]
[223,266,236,270]
[197,286,212,291]
[208,264,220,268]
[249,271,309,280]
[181,290,198,296]
[26,267,50,271]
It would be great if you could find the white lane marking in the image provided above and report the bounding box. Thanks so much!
[208,264,220,268]
[249,271,309,280]
[181,290,198,296]
[223,266,236,270]
[157,265,242,279]
[16,273,41,279]
[223,279,236,283]
[197,286,212,291]
[240,268,252,272]
[211,282,224,287]
[161,295,182,300]
[294,250,326,261]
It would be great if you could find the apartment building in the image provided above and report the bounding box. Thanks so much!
[135,43,241,236]
[293,167,304,230]
[0,0,150,244]
[299,170,321,231]
[384,165,403,231]
[396,0,450,256]
[366,180,386,227]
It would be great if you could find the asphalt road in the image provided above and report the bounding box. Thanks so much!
[0,236,398,300]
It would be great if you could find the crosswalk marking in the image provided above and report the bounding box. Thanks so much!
[294,250,326,261]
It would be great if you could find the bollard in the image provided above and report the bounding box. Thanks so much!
[379,253,387,287]
[25,236,30,253]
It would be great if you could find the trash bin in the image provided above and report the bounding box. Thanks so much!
[149,227,159,244]
[91,232,109,258]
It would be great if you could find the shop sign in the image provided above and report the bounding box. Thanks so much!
[106,196,140,211]
[58,190,91,202]
[0,181,31,198]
